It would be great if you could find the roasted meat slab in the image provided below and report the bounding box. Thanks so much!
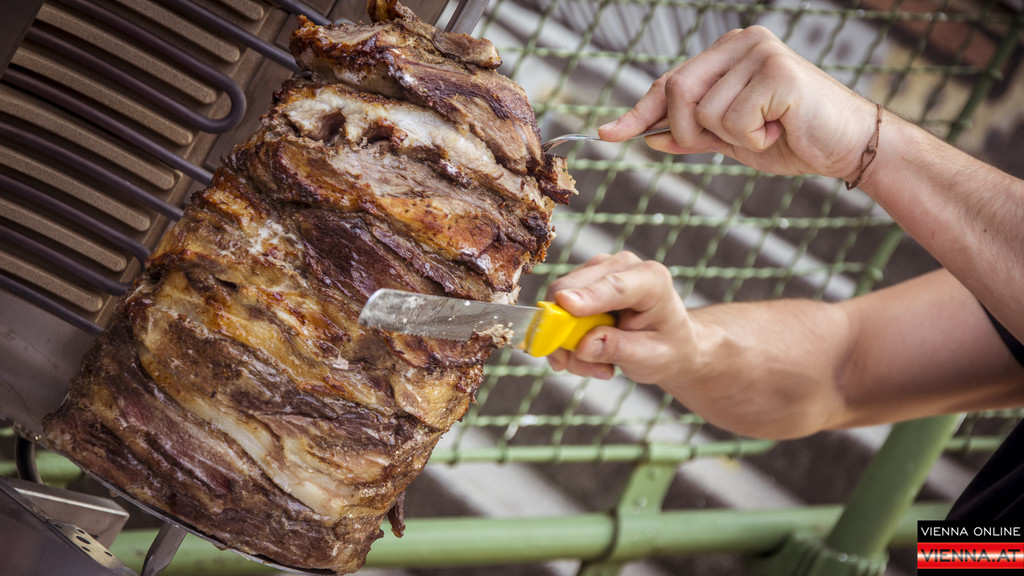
[41,2,576,573]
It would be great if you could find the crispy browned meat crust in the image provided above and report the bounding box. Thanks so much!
[289,7,576,205]
[42,1,576,574]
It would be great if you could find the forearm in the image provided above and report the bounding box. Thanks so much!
[549,256,1024,442]
[545,253,853,439]
[663,270,1024,440]
[665,299,852,440]
[581,28,1024,441]
[836,269,1024,427]
[605,28,1024,338]
[860,113,1024,342]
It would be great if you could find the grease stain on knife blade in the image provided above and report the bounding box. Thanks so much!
[358,289,540,346]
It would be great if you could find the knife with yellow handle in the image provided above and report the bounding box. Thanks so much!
[358,289,616,357]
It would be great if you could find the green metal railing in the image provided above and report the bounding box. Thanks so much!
[5,0,1024,574]
[0,418,1011,575]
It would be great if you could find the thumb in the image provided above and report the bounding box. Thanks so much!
[754,119,785,152]
[574,326,671,384]
[599,86,669,142]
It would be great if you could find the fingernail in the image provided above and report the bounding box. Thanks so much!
[547,350,568,371]
[582,334,605,359]
[599,120,618,132]
[560,289,582,303]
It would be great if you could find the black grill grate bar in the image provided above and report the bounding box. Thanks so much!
[3,68,213,186]
[24,26,245,134]
[0,170,150,266]
[53,0,251,132]
[0,118,184,220]
[0,225,131,296]
[153,0,299,70]
[0,271,102,335]
[268,0,332,26]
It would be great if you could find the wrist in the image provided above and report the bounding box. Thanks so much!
[680,314,730,385]
[842,103,883,189]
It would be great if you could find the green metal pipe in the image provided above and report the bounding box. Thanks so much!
[943,435,1006,453]
[3,431,996,478]
[0,441,776,489]
[108,502,949,573]
[824,415,961,558]
[427,439,777,465]
[368,514,614,566]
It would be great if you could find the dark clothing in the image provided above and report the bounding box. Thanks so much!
[947,421,1024,521]
[985,308,1024,366]
[946,311,1024,521]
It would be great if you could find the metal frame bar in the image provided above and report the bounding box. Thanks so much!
[0,0,44,76]
[101,502,950,574]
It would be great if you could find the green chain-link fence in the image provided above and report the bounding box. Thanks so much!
[440,0,1024,487]
[437,0,1024,572]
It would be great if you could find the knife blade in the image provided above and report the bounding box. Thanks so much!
[358,289,615,357]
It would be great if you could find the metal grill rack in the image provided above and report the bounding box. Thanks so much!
[1,0,1023,574]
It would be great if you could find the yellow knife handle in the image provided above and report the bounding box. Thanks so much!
[523,301,617,357]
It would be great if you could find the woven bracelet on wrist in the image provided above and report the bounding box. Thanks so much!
[845,103,883,190]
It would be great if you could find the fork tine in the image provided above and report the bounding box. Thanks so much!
[541,134,595,152]
[541,126,671,153]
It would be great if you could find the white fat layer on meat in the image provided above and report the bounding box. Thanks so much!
[395,67,418,89]
[140,304,381,519]
[283,88,549,208]
[235,230,352,371]
[493,289,516,305]
[247,218,290,257]
[473,251,494,276]
[148,269,379,411]
[229,216,352,372]
[264,289,351,372]
[178,392,370,519]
